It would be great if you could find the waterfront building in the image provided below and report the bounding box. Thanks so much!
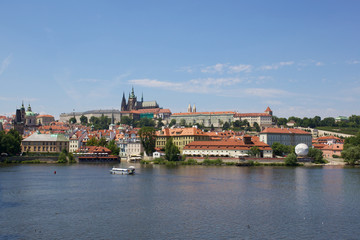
[183,135,273,158]
[259,127,312,147]
[21,133,69,153]
[156,127,211,152]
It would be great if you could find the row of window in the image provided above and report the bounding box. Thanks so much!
[23,146,63,152]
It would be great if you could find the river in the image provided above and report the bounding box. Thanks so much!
[1,163,359,240]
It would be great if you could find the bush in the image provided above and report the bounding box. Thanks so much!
[332,155,341,158]
[153,158,166,164]
[202,158,223,166]
[182,159,198,165]
[285,153,298,166]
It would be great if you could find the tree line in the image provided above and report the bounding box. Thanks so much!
[0,129,22,156]
[273,115,360,128]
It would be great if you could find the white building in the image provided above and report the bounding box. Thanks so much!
[183,136,273,158]
[259,127,312,147]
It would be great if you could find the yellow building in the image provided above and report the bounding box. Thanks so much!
[156,127,210,152]
[22,133,69,153]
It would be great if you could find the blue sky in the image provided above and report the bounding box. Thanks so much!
[0,0,359,118]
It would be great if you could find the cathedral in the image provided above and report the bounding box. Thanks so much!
[121,87,159,111]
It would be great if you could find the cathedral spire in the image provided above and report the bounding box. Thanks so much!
[141,92,143,102]
[188,104,192,113]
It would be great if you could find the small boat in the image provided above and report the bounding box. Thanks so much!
[110,166,135,175]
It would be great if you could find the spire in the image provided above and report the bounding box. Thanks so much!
[193,104,196,113]
[130,86,135,98]
[111,110,114,124]
[21,101,25,110]
[188,104,192,113]
[141,92,143,102]
[27,103,32,112]
[121,92,127,111]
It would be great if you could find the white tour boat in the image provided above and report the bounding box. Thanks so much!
[110,166,135,175]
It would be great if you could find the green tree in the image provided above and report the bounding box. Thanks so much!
[307,147,325,164]
[157,118,164,128]
[86,137,99,146]
[58,149,68,163]
[69,117,77,124]
[138,127,156,156]
[0,130,22,155]
[249,146,260,157]
[272,142,293,156]
[285,153,298,166]
[169,119,176,127]
[165,137,180,161]
[107,140,120,156]
[121,116,132,126]
[341,146,360,165]
[180,119,186,126]
[80,115,88,125]
[253,122,261,132]
[98,137,107,147]
[222,122,230,130]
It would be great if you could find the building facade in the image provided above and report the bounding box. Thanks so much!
[259,127,312,147]
[183,136,273,158]
[22,133,69,153]
[156,127,211,152]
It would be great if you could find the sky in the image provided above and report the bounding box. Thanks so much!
[0,0,359,119]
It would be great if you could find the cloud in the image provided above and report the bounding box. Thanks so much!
[244,88,292,98]
[228,64,252,73]
[201,63,226,74]
[260,61,294,70]
[0,54,12,76]
[129,77,244,94]
[316,62,324,66]
[348,60,360,65]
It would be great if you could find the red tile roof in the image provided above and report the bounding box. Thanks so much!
[235,113,271,117]
[172,111,235,116]
[260,127,311,135]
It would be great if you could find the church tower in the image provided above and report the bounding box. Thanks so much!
[193,104,196,113]
[121,92,127,111]
[128,86,137,111]
[187,104,192,113]
[265,106,273,116]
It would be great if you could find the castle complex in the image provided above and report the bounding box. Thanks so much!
[121,87,159,111]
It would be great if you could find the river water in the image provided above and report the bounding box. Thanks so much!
[0,163,359,240]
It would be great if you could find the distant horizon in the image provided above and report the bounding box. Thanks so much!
[1,1,359,119]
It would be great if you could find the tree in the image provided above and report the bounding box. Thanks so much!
[180,119,186,126]
[307,147,325,164]
[121,116,132,126]
[272,142,293,156]
[157,118,164,128]
[107,140,120,156]
[169,119,176,127]
[249,146,260,157]
[69,117,77,124]
[165,137,180,161]
[285,153,298,166]
[98,137,107,147]
[80,115,88,125]
[138,127,156,156]
[341,146,360,165]
[210,124,215,131]
[0,130,22,155]
[222,122,230,130]
[253,122,261,132]
[86,137,99,146]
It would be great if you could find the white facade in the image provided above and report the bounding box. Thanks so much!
[260,132,312,147]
